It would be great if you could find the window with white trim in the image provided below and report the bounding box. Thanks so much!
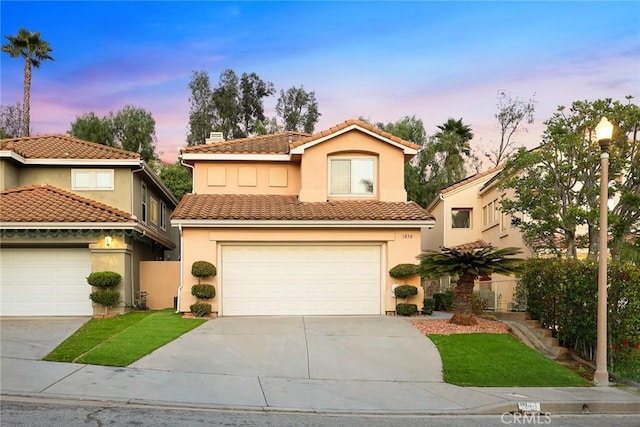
[141,183,148,223]
[451,208,472,229]
[160,202,166,230]
[329,157,375,196]
[482,199,500,227]
[72,169,114,190]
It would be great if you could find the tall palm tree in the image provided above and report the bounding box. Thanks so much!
[418,240,524,325]
[432,118,475,185]
[436,117,474,144]
[2,28,54,136]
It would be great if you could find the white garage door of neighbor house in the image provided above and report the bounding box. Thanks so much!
[221,245,382,316]
[0,248,93,316]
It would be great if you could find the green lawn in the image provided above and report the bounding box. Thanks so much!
[428,333,592,387]
[44,309,206,366]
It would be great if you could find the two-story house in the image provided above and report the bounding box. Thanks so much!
[172,119,435,316]
[0,134,178,316]
[421,165,534,310]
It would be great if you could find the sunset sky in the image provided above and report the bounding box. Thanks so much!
[1,1,638,164]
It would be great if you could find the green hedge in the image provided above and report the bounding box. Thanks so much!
[190,302,212,317]
[191,261,217,278]
[434,290,455,311]
[521,259,640,365]
[191,284,216,299]
[89,289,120,307]
[87,271,121,288]
[396,303,418,316]
[394,285,418,299]
[422,298,435,315]
[389,263,420,278]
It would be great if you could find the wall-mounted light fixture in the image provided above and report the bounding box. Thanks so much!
[105,236,113,247]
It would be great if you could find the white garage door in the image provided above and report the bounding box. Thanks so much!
[222,245,382,316]
[0,248,93,316]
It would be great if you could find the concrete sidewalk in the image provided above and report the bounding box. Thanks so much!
[1,315,639,415]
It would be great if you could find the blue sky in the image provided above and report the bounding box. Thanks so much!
[1,1,639,163]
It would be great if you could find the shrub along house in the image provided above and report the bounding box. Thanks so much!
[172,119,435,316]
[0,135,178,316]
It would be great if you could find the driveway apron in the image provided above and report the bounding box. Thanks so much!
[0,317,90,360]
[131,316,443,382]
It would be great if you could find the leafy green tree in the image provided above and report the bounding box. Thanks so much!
[276,86,320,133]
[160,163,192,201]
[486,91,536,166]
[187,70,215,146]
[70,105,158,163]
[499,97,639,260]
[240,72,275,136]
[111,105,157,163]
[71,112,115,146]
[419,241,524,325]
[2,28,54,136]
[0,103,25,138]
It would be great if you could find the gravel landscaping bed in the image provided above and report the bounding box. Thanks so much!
[412,317,511,335]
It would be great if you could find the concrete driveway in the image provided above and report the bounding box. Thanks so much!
[0,317,90,360]
[131,316,443,382]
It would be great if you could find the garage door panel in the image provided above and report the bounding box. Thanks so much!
[222,245,381,316]
[0,248,93,316]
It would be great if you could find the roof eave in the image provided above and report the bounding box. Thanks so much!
[180,153,290,161]
[171,219,436,229]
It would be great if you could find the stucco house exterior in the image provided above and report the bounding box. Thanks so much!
[0,134,178,316]
[172,119,435,316]
[421,165,534,311]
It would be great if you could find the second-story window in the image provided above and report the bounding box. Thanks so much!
[160,202,166,230]
[72,169,114,190]
[141,183,148,223]
[150,197,159,225]
[452,208,472,229]
[329,157,375,196]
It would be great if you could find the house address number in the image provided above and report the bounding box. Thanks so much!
[402,234,413,239]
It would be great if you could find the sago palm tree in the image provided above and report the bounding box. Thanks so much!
[418,240,524,325]
[2,28,54,136]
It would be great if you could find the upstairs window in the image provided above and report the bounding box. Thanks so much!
[329,158,375,196]
[72,169,114,190]
[150,197,159,225]
[141,183,148,223]
[452,208,472,229]
[160,202,166,230]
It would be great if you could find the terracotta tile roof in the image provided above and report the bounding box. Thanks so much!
[0,184,135,223]
[180,119,420,156]
[0,134,140,160]
[181,132,310,155]
[172,194,434,221]
[441,165,505,194]
[449,240,492,251]
[290,118,420,151]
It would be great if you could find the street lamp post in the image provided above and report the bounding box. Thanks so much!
[594,116,613,386]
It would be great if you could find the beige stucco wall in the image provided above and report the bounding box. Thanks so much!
[140,261,180,309]
[192,161,301,195]
[298,131,408,203]
[177,227,423,315]
[0,159,19,191]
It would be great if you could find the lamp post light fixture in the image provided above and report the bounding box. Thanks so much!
[594,116,614,386]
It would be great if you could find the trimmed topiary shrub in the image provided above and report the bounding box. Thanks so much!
[394,285,418,299]
[422,298,435,315]
[389,263,420,279]
[89,289,120,308]
[191,284,216,299]
[396,303,418,316]
[191,261,217,282]
[87,271,121,288]
[190,302,212,317]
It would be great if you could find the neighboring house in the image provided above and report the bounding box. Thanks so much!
[421,165,534,310]
[0,134,178,316]
[172,119,435,316]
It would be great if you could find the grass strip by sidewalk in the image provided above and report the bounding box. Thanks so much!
[44,309,206,366]
[429,333,591,387]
